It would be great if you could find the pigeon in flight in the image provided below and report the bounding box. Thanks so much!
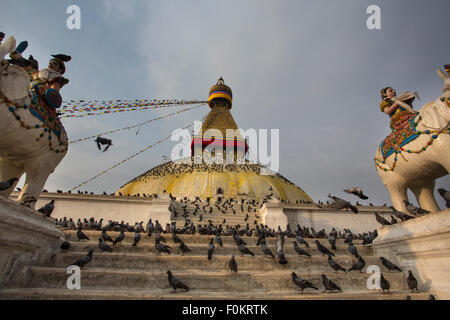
[95,136,113,152]
[328,194,358,213]
[291,272,318,294]
[167,270,189,293]
[0,177,18,191]
[344,187,369,200]
[380,257,402,272]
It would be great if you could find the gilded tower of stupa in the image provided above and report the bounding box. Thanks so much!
[116,78,314,203]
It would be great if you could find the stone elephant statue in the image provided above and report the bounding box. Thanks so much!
[0,35,68,208]
[374,69,450,213]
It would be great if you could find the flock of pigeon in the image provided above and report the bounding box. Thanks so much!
[3,178,446,299]
[56,214,430,298]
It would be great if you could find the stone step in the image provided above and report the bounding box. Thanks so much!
[48,252,384,273]
[0,288,431,300]
[62,230,364,246]
[65,240,373,257]
[19,267,410,292]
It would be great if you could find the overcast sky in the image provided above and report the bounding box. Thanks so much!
[1,0,449,207]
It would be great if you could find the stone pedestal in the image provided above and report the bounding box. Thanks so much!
[372,208,450,299]
[0,196,64,288]
[260,198,288,230]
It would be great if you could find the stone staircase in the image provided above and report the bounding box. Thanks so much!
[0,230,432,300]
[170,200,263,227]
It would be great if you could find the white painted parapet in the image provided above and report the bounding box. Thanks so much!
[261,198,288,230]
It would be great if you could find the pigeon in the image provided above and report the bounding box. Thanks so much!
[207,238,215,260]
[98,238,112,252]
[380,257,402,272]
[101,230,114,243]
[76,227,89,241]
[406,295,412,300]
[380,273,390,293]
[293,241,311,257]
[95,136,113,152]
[437,188,450,208]
[52,54,71,62]
[132,231,141,246]
[295,234,309,248]
[172,231,182,244]
[429,294,436,300]
[70,249,94,268]
[390,215,398,225]
[328,255,346,272]
[260,240,275,258]
[0,177,18,191]
[315,240,335,257]
[215,233,223,247]
[375,213,391,226]
[347,256,366,273]
[344,187,369,200]
[60,240,71,252]
[155,238,171,255]
[179,240,191,255]
[348,242,359,258]
[228,255,238,273]
[277,251,288,264]
[291,272,318,294]
[321,274,342,292]
[155,233,166,243]
[37,200,55,217]
[167,270,189,292]
[327,234,337,250]
[390,206,414,221]
[403,200,430,215]
[328,194,359,213]
[113,230,125,245]
[407,270,419,293]
[238,243,254,257]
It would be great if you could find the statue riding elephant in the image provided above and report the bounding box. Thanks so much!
[0,35,68,208]
[374,68,450,213]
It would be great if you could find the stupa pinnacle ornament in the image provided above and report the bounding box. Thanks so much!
[116,78,315,203]
[192,77,247,157]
